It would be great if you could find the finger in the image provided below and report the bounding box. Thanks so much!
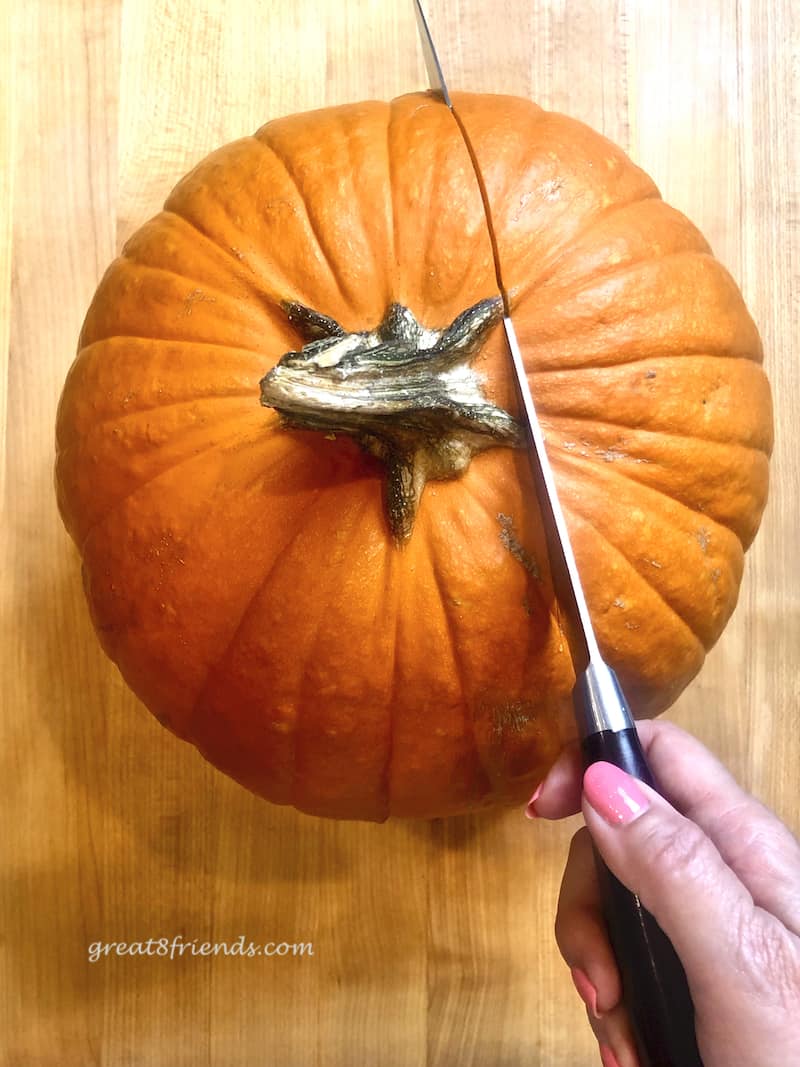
[631,720,800,934]
[576,1001,641,1067]
[526,740,583,819]
[581,761,798,1003]
[529,719,706,820]
[556,830,642,1067]
[555,828,622,1016]
[595,1006,641,1067]
[528,723,676,821]
[529,718,800,932]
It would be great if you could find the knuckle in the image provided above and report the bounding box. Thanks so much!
[641,818,713,885]
[733,910,800,1009]
[726,819,800,895]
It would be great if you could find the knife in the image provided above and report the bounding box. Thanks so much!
[411,3,704,1065]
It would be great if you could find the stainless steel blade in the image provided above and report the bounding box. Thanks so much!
[412,0,453,107]
[406,21,704,1062]
[411,0,609,688]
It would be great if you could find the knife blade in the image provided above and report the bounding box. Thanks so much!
[411,4,704,1065]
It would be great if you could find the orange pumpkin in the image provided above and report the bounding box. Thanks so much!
[55,93,772,821]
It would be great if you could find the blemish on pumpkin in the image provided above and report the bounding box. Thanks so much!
[181,288,217,317]
[511,190,534,222]
[599,447,626,463]
[490,700,536,740]
[497,513,540,579]
[645,369,657,380]
[539,178,564,203]
[625,621,641,630]
[613,597,625,609]
[695,527,711,553]
[647,559,663,569]
[710,568,721,585]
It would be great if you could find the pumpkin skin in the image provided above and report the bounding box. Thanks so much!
[55,92,772,821]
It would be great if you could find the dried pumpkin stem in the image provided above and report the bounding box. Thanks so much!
[260,298,522,542]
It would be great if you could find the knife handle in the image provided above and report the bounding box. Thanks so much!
[581,728,704,1067]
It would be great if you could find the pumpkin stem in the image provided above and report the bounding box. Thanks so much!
[259,298,522,542]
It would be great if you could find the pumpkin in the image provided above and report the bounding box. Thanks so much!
[55,92,772,821]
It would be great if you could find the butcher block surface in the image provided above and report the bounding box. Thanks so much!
[2,1,798,1064]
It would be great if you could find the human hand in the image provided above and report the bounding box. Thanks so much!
[527,719,800,1067]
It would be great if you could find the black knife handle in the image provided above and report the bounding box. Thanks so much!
[581,728,704,1067]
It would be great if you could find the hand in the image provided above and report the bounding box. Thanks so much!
[527,719,800,1067]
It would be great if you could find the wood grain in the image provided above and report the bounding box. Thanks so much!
[2,1,797,1064]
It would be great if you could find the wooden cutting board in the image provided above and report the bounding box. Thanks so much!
[2,1,797,1064]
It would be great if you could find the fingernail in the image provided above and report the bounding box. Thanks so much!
[524,782,543,819]
[570,966,601,1019]
[583,762,650,826]
[599,1045,623,1067]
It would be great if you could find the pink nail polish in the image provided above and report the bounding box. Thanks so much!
[583,762,650,826]
[524,781,543,819]
[570,966,601,1019]
[599,1045,623,1067]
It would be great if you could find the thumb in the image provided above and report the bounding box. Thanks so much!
[581,760,763,999]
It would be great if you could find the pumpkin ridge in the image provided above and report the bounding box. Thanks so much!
[58,391,260,450]
[253,134,354,314]
[158,206,308,334]
[159,204,267,280]
[511,255,762,372]
[530,351,764,376]
[186,486,330,754]
[71,332,268,353]
[385,98,400,297]
[331,108,393,312]
[525,347,763,376]
[525,251,742,322]
[544,419,768,547]
[531,202,710,298]
[518,187,664,299]
[451,466,535,565]
[419,115,476,317]
[527,246,712,309]
[288,490,376,815]
[550,440,746,551]
[68,335,263,401]
[379,540,403,818]
[75,412,271,551]
[558,492,719,651]
[539,409,772,457]
[562,509,705,710]
[104,259,274,336]
[76,426,295,675]
[425,527,495,802]
[454,466,555,620]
